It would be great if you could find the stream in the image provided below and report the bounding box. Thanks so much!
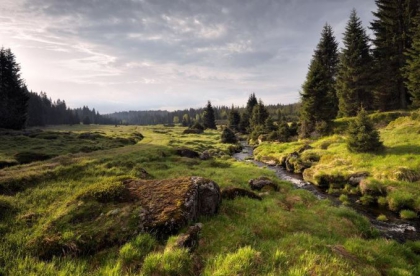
[233,142,419,242]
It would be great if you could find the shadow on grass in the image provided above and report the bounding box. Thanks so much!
[384,144,420,155]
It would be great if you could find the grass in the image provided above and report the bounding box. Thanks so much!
[254,112,420,214]
[0,124,419,275]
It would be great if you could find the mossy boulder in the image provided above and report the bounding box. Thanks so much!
[175,148,200,158]
[249,177,279,191]
[28,177,221,259]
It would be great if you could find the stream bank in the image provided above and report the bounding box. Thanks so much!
[233,142,419,242]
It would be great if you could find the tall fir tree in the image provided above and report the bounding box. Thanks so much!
[203,100,216,129]
[228,106,241,132]
[337,9,373,117]
[250,99,269,128]
[299,23,339,137]
[0,47,29,130]
[404,13,420,107]
[370,0,419,110]
[239,93,258,133]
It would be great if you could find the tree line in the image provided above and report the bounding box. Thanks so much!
[300,1,420,137]
[0,47,117,129]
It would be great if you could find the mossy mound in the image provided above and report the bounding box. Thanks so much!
[14,151,56,164]
[28,177,221,259]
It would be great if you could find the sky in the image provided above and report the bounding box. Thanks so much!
[1,0,377,114]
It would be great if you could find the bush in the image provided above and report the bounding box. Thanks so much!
[400,210,417,220]
[221,128,237,144]
[347,109,383,153]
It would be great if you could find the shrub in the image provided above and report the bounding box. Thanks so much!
[221,128,237,144]
[347,108,383,153]
[400,210,417,220]
[191,122,204,131]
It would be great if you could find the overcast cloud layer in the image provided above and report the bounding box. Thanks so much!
[1,0,377,113]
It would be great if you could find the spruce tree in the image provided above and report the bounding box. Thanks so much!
[250,99,269,129]
[0,47,29,129]
[370,0,419,110]
[404,14,420,107]
[239,93,258,133]
[203,101,216,129]
[347,108,383,153]
[337,10,373,117]
[299,24,339,137]
[228,106,241,132]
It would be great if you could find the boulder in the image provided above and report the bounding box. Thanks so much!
[175,148,200,158]
[200,151,211,160]
[175,223,203,252]
[348,173,369,186]
[221,188,262,200]
[29,177,221,259]
[248,177,279,191]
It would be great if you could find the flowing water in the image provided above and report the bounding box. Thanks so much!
[233,142,419,242]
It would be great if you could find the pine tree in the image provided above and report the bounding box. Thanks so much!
[221,127,237,144]
[370,0,419,110]
[337,10,373,117]
[0,47,29,129]
[404,14,420,107]
[347,108,383,153]
[203,101,216,129]
[239,93,258,133]
[250,99,269,128]
[299,24,339,137]
[228,106,241,132]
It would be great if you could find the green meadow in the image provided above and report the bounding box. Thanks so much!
[1,123,420,275]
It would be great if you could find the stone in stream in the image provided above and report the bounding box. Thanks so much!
[249,177,279,191]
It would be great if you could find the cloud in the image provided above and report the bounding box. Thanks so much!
[0,0,378,113]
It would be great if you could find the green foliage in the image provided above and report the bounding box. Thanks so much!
[371,0,419,110]
[0,47,29,130]
[347,109,383,153]
[299,23,339,138]
[250,99,269,129]
[221,127,237,144]
[404,15,420,108]
[337,9,373,117]
[82,116,91,125]
[227,108,241,132]
[203,101,216,130]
